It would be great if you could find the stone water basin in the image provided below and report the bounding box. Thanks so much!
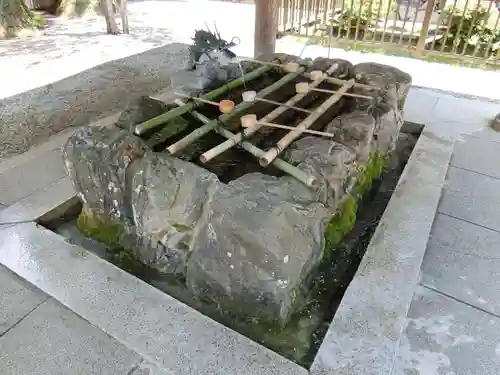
[41,54,419,366]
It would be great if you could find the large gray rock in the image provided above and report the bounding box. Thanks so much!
[128,152,219,275]
[306,57,354,79]
[115,96,170,134]
[284,137,357,209]
[353,62,412,110]
[63,126,147,223]
[325,111,376,162]
[186,173,331,325]
[372,86,404,155]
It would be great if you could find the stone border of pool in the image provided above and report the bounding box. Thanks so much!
[311,125,454,375]
[0,113,454,373]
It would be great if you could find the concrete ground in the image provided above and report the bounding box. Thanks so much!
[2,1,500,374]
[393,133,500,373]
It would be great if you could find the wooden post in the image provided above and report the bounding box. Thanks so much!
[415,0,437,56]
[254,0,279,59]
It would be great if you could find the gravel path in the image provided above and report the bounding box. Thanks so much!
[0,0,256,160]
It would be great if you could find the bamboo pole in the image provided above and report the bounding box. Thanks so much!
[259,78,355,167]
[199,63,340,164]
[174,92,235,113]
[312,87,373,100]
[175,99,317,188]
[134,65,272,136]
[166,68,306,155]
[241,90,313,113]
[304,72,380,91]
[241,114,335,137]
[240,59,302,73]
[295,83,374,100]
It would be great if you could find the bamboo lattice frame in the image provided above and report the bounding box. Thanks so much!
[148,64,375,188]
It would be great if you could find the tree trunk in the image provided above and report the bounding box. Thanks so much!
[1,0,34,38]
[102,0,119,34]
[119,0,129,34]
[254,0,279,59]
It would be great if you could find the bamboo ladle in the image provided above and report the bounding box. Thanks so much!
[240,114,335,138]
[241,91,312,114]
[174,92,235,114]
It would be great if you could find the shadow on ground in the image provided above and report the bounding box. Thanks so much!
[0,43,189,159]
[0,16,173,63]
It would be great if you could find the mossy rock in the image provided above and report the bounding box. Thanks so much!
[324,152,387,254]
[76,205,170,281]
[76,204,124,250]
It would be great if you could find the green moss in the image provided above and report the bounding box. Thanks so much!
[355,152,387,197]
[76,205,123,250]
[325,196,358,251]
[172,223,191,232]
[145,115,190,148]
[324,152,387,255]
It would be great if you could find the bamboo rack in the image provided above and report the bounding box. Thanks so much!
[166,67,306,155]
[199,63,340,164]
[174,99,317,188]
[134,64,272,136]
[259,78,356,167]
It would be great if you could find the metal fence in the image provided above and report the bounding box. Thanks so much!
[277,0,500,64]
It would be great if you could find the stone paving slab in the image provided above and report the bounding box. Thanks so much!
[403,88,440,125]
[393,286,500,374]
[0,264,47,336]
[431,94,500,125]
[0,298,141,375]
[0,177,75,225]
[422,213,500,315]
[0,222,307,375]
[0,148,66,206]
[439,166,500,232]
[451,135,500,179]
[0,112,120,176]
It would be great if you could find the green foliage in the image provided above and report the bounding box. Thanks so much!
[56,0,102,18]
[331,0,392,36]
[343,0,389,27]
[443,6,500,54]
